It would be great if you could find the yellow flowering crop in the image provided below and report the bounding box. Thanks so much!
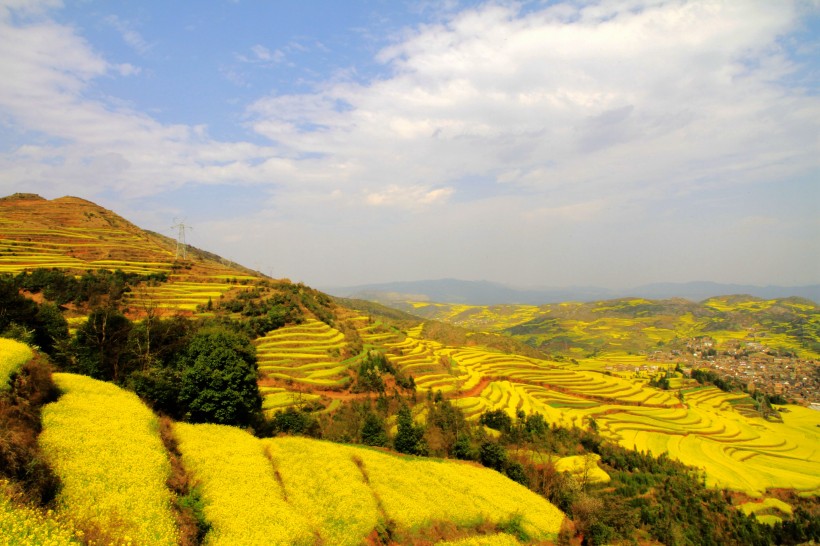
[175,426,564,544]
[0,338,33,391]
[262,437,379,546]
[436,534,522,546]
[0,481,79,546]
[351,448,565,540]
[173,423,314,546]
[39,374,178,545]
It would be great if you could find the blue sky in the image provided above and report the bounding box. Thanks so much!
[1,0,818,289]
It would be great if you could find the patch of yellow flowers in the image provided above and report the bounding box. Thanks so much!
[39,374,178,545]
[173,423,315,546]
[0,338,33,390]
[436,534,522,546]
[349,446,565,539]
[0,480,79,546]
[262,437,380,546]
[175,425,565,544]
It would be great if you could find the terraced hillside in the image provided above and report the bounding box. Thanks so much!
[4,193,817,506]
[0,193,258,313]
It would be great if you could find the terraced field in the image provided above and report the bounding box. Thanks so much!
[255,319,354,401]
[270,321,818,497]
[124,278,250,313]
[39,373,179,545]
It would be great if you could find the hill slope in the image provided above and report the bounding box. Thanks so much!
[0,193,256,277]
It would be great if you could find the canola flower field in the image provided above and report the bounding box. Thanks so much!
[39,374,178,545]
[0,480,79,546]
[436,535,522,546]
[175,424,565,545]
[0,339,33,390]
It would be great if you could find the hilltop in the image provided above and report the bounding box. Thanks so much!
[0,193,257,278]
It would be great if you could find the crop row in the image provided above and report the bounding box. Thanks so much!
[255,319,353,396]
[39,374,179,545]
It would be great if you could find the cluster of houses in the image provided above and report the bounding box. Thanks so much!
[648,336,819,407]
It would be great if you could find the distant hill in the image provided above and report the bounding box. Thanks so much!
[325,278,819,305]
[323,278,613,305]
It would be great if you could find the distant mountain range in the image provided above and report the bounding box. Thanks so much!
[323,279,820,305]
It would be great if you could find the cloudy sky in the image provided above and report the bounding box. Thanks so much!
[1,0,818,289]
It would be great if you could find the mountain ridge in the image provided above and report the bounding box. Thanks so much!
[324,278,820,305]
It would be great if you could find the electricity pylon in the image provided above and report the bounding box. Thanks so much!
[171,219,192,260]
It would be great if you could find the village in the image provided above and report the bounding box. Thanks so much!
[648,336,820,407]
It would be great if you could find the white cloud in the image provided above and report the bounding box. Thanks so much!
[104,14,152,55]
[0,4,283,197]
[365,185,454,208]
[248,0,817,210]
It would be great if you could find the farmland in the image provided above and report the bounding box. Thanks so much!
[0,339,33,390]
[38,373,179,545]
[0,194,259,316]
[175,423,565,545]
[401,297,820,362]
[6,366,564,545]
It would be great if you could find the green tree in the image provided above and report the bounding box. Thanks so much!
[178,329,262,427]
[361,411,388,447]
[479,441,508,471]
[72,308,133,381]
[394,404,427,456]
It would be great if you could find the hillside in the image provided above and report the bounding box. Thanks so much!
[6,372,564,544]
[0,193,261,314]
[2,194,819,544]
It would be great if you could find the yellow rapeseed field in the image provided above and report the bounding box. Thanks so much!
[39,374,178,545]
[349,445,565,539]
[0,338,33,390]
[173,423,314,546]
[176,425,565,544]
[0,481,79,546]
[436,534,522,545]
[262,437,379,546]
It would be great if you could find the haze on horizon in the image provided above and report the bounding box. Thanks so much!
[0,0,818,290]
